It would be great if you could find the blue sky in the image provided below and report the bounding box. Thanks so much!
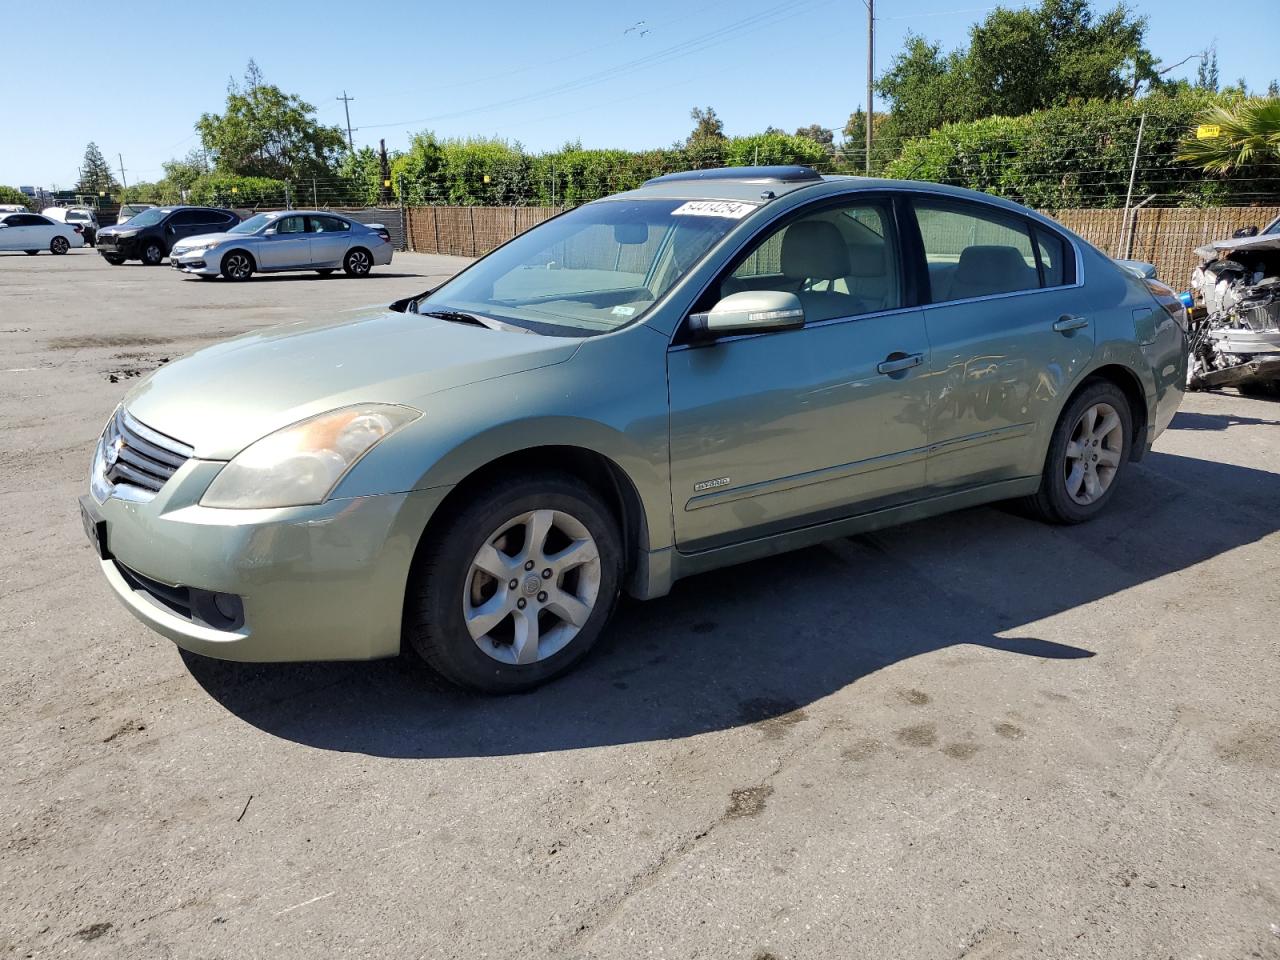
[2,0,1276,188]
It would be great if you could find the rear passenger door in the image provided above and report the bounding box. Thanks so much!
[307,215,351,267]
[165,210,214,249]
[908,196,1095,492]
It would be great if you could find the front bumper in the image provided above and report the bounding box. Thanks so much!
[85,456,449,662]
[97,234,138,258]
[171,250,220,276]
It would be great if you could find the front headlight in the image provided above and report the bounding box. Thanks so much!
[200,403,421,509]
[178,241,217,255]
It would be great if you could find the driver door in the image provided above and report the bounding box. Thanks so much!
[667,195,932,552]
[258,214,311,269]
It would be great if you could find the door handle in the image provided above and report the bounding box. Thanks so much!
[1053,315,1089,333]
[877,352,924,375]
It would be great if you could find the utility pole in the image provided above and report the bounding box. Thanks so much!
[865,0,874,175]
[337,91,355,152]
[117,154,128,191]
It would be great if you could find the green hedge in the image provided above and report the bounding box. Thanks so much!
[884,91,1279,208]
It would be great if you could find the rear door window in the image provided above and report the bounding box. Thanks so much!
[912,199,1041,302]
[309,215,350,233]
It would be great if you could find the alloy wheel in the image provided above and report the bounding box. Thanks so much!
[1064,401,1123,505]
[463,509,602,666]
[347,250,370,275]
[51,236,68,254]
[224,253,252,280]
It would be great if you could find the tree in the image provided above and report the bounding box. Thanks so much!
[76,142,119,195]
[1176,97,1280,174]
[161,149,210,193]
[1195,43,1219,92]
[196,60,346,181]
[877,0,1158,137]
[685,106,727,168]
[0,185,32,207]
[1269,80,1279,98]
[794,124,836,156]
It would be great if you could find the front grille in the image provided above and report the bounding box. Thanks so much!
[102,408,194,494]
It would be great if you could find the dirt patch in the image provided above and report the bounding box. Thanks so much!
[1217,725,1280,768]
[76,922,112,941]
[899,688,931,706]
[726,785,774,819]
[994,722,1025,741]
[896,723,938,748]
[943,742,981,760]
[102,719,146,744]
[737,698,808,741]
[48,334,171,350]
[841,738,882,762]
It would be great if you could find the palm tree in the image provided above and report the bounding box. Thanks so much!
[1176,97,1280,174]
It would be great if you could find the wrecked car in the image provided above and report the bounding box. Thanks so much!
[1188,220,1280,395]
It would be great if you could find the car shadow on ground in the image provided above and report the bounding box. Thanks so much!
[183,445,1279,758]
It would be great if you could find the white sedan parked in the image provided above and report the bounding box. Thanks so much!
[0,212,85,255]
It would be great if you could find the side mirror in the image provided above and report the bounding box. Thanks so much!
[263,226,277,236]
[687,290,806,339]
[1233,226,1259,238]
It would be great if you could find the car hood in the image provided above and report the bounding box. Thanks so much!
[173,231,236,248]
[123,306,580,460]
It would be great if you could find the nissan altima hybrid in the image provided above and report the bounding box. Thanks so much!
[82,166,1187,693]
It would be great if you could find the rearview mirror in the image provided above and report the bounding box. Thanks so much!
[1233,225,1259,238]
[687,290,806,339]
[613,222,648,245]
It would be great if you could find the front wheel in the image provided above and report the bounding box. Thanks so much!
[102,253,125,265]
[141,240,164,265]
[343,247,372,276]
[50,236,69,255]
[1024,380,1133,524]
[220,251,254,281]
[405,474,622,693]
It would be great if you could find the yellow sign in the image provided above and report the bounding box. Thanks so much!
[383,178,391,188]
[483,174,492,183]
[1196,123,1221,140]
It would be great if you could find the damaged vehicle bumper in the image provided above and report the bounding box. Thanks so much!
[1188,234,1280,392]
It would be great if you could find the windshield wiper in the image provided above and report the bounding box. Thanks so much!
[419,309,532,334]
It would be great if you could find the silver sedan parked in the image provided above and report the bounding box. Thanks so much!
[169,210,394,281]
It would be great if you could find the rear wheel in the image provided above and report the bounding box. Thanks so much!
[101,253,125,265]
[1024,380,1132,524]
[405,474,622,693]
[343,247,372,276]
[141,240,164,265]
[50,236,69,255]
[220,250,254,281]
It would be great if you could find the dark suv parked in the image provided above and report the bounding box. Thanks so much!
[96,206,240,265]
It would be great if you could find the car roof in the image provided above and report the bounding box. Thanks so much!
[609,167,1059,223]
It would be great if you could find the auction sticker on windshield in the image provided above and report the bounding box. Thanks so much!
[671,200,756,219]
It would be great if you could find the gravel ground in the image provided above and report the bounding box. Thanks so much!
[2,248,1278,959]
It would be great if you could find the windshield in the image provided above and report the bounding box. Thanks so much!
[126,208,167,228]
[229,212,274,235]
[420,198,751,334]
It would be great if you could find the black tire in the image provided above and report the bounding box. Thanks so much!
[1023,379,1133,525]
[405,473,623,693]
[50,236,69,255]
[101,253,125,265]
[316,268,335,276]
[141,240,164,265]
[24,250,38,256]
[343,247,372,276]
[220,250,254,281]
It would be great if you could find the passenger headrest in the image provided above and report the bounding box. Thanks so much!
[781,221,850,281]
[953,245,1036,294]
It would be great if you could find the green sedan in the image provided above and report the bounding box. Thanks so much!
[81,167,1187,692]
